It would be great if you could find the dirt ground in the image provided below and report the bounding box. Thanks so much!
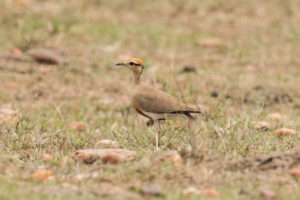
[0,0,300,199]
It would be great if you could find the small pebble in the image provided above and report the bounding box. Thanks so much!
[254,121,270,131]
[260,188,276,199]
[141,183,162,197]
[69,122,85,131]
[289,168,300,178]
[102,153,120,164]
[274,128,296,136]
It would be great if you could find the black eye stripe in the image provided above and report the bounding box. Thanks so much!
[129,62,141,66]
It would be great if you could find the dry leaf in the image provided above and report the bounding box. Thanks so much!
[203,188,219,197]
[102,153,120,164]
[254,121,270,131]
[28,170,54,181]
[268,112,286,121]
[69,122,85,131]
[274,128,296,136]
[195,37,224,47]
[260,188,276,199]
[289,168,300,178]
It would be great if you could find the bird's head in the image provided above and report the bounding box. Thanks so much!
[115,58,144,82]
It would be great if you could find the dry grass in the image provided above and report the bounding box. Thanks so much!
[0,0,300,199]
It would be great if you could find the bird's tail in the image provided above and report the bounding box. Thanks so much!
[184,104,202,120]
[170,109,201,120]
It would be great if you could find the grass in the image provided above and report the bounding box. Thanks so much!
[0,0,300,199]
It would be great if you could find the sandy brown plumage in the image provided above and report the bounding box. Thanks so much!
[132,83,200,120]
[116,58,201,150]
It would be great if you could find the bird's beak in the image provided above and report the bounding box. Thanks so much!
[115,62,126,66]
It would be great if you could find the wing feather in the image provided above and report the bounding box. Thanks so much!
[133,84,183,114]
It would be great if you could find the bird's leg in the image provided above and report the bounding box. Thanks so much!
[157,120,161,145]
[154,120,161,151]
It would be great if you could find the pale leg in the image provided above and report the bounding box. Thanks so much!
[154,120,161,151]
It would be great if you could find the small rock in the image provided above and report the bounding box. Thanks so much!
[211,91,218,98]
[0,108,17,116]
[174,124,180,129]
[102,153,120,164]
[75,173,87,181]
[239,189,249,196]
[279,93,292,103]
[254,121,270,131]
[253,85,263,91]
[141,183,162,197]
[69,122,85,131]
[156,151,183,164]
[72,151,99,164]
[203,188,219,197]
[27,47,65,65]
[181,66,196,73]
[10,48,23,55]
[28,170,54,181]
[95,139,120,148]
[260,188,276,199]
[182,187,201,195]
[72,149,136,164]
[195,37,224,47]
[0,108,19,122]
[268,112,286,121]
[41,154,52,162]
[289,168,300,178]
[274,128,296,136]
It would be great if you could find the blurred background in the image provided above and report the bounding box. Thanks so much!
[0,0,299,199]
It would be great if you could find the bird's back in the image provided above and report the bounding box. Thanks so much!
[132,83,184,114]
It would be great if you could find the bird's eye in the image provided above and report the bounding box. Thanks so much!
[129,62,135,66]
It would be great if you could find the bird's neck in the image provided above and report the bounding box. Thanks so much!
[134,77,141,85]
[133,71,142,85]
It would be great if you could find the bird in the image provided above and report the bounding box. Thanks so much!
[116,58,201,150]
